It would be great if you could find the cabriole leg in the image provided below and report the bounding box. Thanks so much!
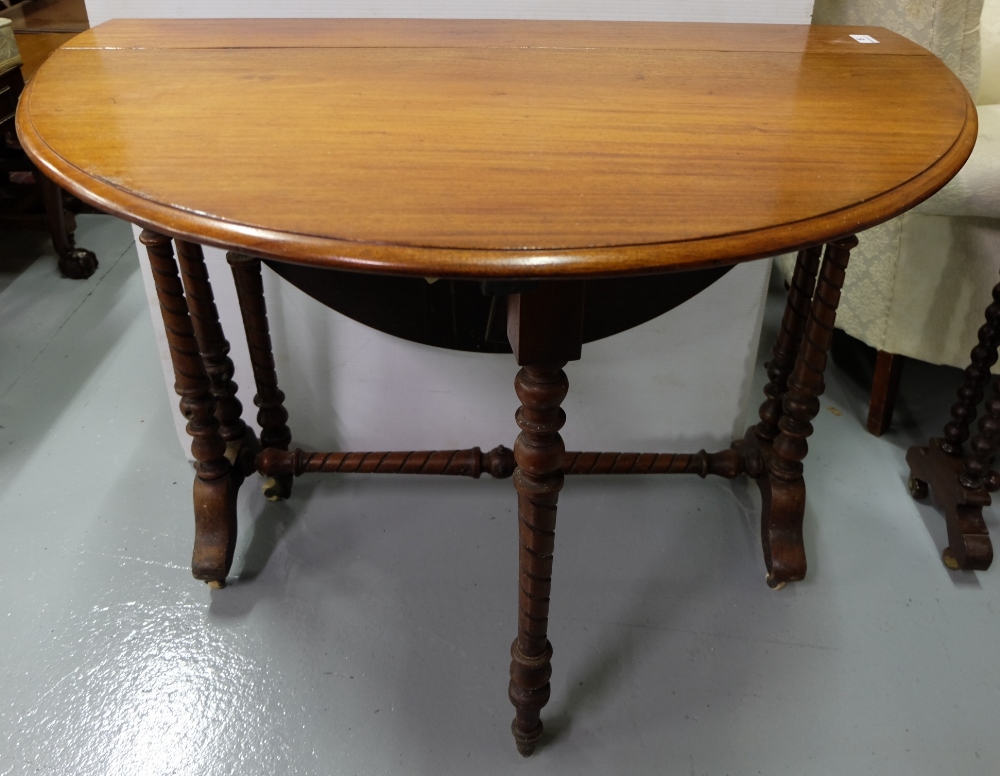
[227,253,293,500]
[141,230,236,587]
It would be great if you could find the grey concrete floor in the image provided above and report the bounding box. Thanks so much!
[2,216,999,775]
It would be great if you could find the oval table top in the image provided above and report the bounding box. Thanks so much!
[17,19,976,279]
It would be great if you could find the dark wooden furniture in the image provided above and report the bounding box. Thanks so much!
[0,60,96,277]
[867,350,906,436]
[17,19,976,755]
[0,0,88,33]
[907,278,1000,571]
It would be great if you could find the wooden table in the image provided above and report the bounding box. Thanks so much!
[17,19,975,756]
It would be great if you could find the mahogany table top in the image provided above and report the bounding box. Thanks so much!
[17,19,976,278]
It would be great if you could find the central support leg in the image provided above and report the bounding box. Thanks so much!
[505,282,584,756]
[509,363,567,756]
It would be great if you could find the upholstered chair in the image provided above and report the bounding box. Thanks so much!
[780,0,999,434]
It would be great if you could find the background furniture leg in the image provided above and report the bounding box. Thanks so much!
[940,281,1000,455]
[227,253,293,501]
[907,275,1000,570]
[141,230,235,587]
[907,377,1000,572]
[865,350,906,436]
[39,173,97,279]
[948,379,1000,567]
[761,235,856,587]
[866,351,904,436]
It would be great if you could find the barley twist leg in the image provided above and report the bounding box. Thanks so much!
[228,253,293,500]
[142,230,236,587]
[762,235,855,588]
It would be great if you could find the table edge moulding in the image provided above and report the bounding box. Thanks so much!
[17,18,976,279]
[15,18,977,757]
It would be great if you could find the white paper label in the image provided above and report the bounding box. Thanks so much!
[850,34,880,43]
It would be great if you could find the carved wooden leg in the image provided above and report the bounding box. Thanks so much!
[755,245,823,444]
[866,351,904,437]
[940,283,1000,455]
[227,253,293,500]
[906,378,1000,572]
[39,174,98,279]
[508,364,567,757]
[756,236,855,588]
[906,277,1000,570]
[175,240,251,466]
[944,379,1000,569]
[141,230,236,587]
[506,282,583,757]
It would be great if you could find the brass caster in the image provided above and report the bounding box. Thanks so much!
[942,547,961,571]
[262,476,290,502]
[207,578,227,589]
[908,474,929,500]
[224,438,244,466]
[765,573,786,590]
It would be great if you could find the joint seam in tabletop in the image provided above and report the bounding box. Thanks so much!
[53,45,935,53]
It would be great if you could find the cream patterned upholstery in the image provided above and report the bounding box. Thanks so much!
[780,0,1000,374]
[0,18,22,75]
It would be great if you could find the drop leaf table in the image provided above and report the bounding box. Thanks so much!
[17,19,976,755]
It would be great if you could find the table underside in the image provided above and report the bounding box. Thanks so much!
[140,228,864,755]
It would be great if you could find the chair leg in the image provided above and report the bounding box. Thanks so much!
[866,351,904,436]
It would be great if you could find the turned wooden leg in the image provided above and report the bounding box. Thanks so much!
[141,230,236,587]
[906,277,1000,571]
[175,240,252,465]
[756,236,855,588]
[944,379,1000,569]
[227,253,293,500]
[941,283,1000,455]
[866,351,904,437]
[508,363,567,756]
[506,282,583,757]
[755,246,823,444]
[39,174,98,280]
[906,378,1000,572]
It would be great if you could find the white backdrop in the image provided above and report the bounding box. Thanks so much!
[83,0,814,456]
[86,1,811,25]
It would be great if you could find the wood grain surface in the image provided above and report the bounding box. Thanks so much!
[17,19,976,278]
[13,31,76,80]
